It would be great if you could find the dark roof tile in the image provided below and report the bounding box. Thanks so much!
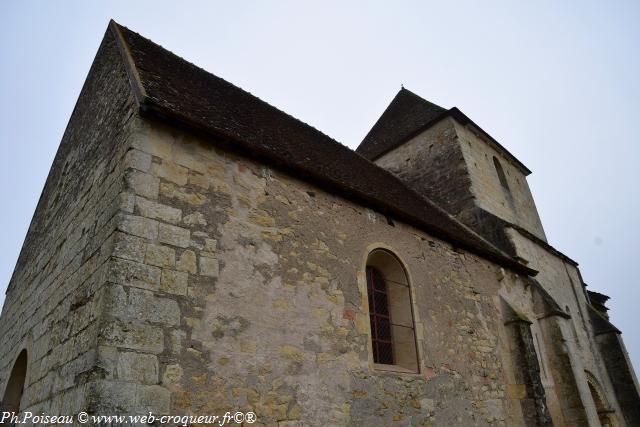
[356,88,447,160]
[109,21,535,276]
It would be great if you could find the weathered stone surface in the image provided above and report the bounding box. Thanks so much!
[110,287,180,326]
[176,250,197,274]
[144,243,176,268]
[151,159,189,185]
[100,321,164,354]
[117,352,159,384]
[109,258,161,289]
[125,170,160,200]
[160,269,188,295]
[113,232,147,263]
[158,223,190,248]
[198,256,219,277]
[135,196,182,224]
[182,211,207,226]
[124,149,152,172]
[136,385,171,413]
[204,238,217,252]
[117,214,159,240]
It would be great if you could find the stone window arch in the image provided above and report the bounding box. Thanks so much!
[365,248,419,372]
[585,371,617,427]
[1,349,28,413]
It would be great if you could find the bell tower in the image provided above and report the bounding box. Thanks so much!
[357,88,546,254]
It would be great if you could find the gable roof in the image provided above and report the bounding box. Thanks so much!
[109,21,535,276]
[356,89,531,175]
[356,88,447,160]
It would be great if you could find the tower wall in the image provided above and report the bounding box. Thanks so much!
[375,117,546,243]
[375,117,475,217]
[453,122,546,242]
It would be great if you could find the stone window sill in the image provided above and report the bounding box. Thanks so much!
[374,363,419,375]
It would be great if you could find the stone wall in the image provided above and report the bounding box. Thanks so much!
[507,228,626,425]
[88,116,554,426]
[0,30,137,417]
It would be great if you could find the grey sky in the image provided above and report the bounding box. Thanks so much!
[1,1,638,372]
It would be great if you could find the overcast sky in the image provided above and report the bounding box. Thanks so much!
[1,1,638,372]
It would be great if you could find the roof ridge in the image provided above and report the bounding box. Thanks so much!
[110,20,351,153]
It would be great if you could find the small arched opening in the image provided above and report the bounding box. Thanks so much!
[493,156,512,196]
[585,371,617,427]
[1,349,28,414]
[365,249,418,372]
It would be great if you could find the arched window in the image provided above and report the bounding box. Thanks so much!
[493,156,511,195]
[366,249,418,372]
[1,350,28,413]
[585,371,616,427]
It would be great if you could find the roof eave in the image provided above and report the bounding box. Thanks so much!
[109,20,537,278]
[140,99,538,277]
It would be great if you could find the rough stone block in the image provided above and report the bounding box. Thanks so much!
[204,238,217,252]
[122,287,181,326]
[173,148,207,174]
[136,385,171,414]
[182,212,207,226]
[169,329,186,356]
[125,170,160,199]
[100,321,164,354]
[97,346,118,379]
[119,192,135,213]
[199,256,219,277]
[117,352,159,384]
[162,364,183,385]
[124,149,152,172]
[87,380,137,413]
[131,130,173,159]
[189,172,210,189]
[160,182,208,205]
[160,269,188,295]
[117,214,159,240]
[150,160,188,185]
[109,258,161,289]
[158,223,191,248]
[135,196,182,224]
[144,243,176,268]
[113,232,147,263]
[176,250,197,274]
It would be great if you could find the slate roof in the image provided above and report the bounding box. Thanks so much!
[109,21,535,276]
[357,88,447,160]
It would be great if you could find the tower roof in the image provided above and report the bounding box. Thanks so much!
[356,88,531,175]
[356,88,447,160]
[108,21,535,275]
